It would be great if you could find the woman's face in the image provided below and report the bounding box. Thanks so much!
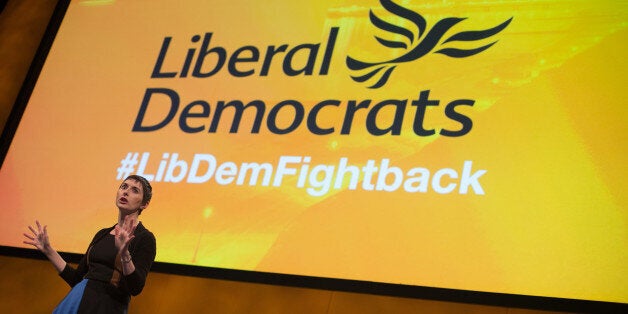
[116,179,146,213]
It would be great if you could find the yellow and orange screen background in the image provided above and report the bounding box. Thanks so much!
[1,0,626,304]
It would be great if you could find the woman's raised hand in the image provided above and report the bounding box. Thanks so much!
[23,220,67,273]
[23,220,52,254]
[114,215,137,254]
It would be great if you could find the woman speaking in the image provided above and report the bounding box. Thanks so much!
[23,175,156,313]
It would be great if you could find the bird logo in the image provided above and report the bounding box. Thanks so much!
[347,0,513,88]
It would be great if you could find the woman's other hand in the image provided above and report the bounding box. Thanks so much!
[23,220,52,254]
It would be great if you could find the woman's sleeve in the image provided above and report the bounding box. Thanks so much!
[124,231,156,296]
[58,254,88,287]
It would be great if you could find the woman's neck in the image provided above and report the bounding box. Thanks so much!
[118,212,140,227]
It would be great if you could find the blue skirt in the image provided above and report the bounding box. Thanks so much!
[53,278,88,314]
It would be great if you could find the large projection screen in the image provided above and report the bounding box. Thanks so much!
[1,0,626,308]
